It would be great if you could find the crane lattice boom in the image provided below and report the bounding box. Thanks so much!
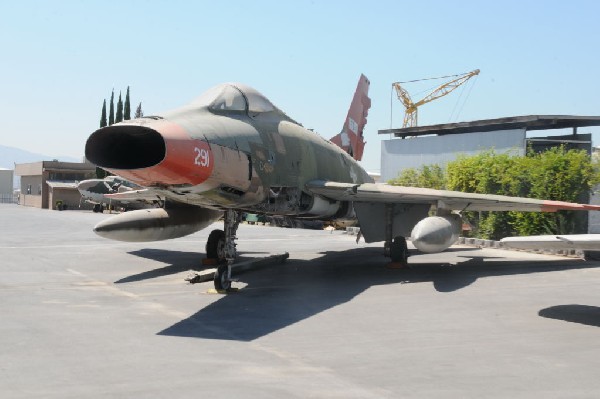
[393,69,480,128]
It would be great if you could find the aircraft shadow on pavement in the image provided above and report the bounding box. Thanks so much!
[114,249,265,284]
[154,247,600,342]
[539,304,600,328]
[402,255,598,293]
[115,249,202,283]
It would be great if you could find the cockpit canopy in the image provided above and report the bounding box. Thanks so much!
[189,83,276,114]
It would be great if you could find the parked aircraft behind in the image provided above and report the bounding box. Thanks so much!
[84,75,600,290]
[78,175,146,212]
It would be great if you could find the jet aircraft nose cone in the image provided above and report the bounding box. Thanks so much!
[85,120,214,187]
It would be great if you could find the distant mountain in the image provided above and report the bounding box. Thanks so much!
[0,145,80,170]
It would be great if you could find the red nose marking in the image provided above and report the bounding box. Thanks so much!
[115,121,214,186]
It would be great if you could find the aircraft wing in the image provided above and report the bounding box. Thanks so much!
[305,180,600,212]
[501,235,600,250]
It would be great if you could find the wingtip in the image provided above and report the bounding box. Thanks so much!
[542,200,600,212]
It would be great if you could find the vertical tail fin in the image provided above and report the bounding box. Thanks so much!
[330,74,371,161]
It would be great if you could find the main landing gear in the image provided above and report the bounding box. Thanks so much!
[384,236,409,269]
[383,203,409,268]
[205,209,241,292]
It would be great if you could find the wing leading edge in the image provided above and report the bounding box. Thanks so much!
[305,180,600,212]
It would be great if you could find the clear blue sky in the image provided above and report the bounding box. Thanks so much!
[1,0,599,172]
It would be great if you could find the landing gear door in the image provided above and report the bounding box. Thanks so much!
[354,202,430,243]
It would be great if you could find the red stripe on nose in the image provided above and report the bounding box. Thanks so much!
[96,121,214,187]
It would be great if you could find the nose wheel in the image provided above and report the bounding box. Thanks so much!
[206,229,226,260]
[205,210,240,292]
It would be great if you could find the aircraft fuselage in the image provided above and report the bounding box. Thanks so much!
[86,83,372,221]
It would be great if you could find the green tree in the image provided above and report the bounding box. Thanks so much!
[124,86,131,120]
[445,148,597,239]
[97,98,109,178]
[389,168,420,186]
[389,164,445,189]
[116,92,123,123]
[446,150,520,196]
[445,151,521,238]
[100,99,107,128]
[388,148,598,240]
[109,90,115,126]
[135,102,143,118]
[510,147,597,236]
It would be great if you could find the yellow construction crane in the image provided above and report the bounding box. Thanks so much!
[393,69,480,128]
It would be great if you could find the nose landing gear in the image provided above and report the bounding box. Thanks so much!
[205,210,241,292]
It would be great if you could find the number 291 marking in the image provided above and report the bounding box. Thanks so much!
[194,147,210,168]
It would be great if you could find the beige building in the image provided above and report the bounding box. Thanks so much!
[14,161,96,209]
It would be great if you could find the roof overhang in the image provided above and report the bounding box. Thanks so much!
[378,115,600,138]
[46,181,79,189]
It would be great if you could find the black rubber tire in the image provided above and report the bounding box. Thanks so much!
[206,229,226,260]
[214,263,231,291]
[390,236,409,264]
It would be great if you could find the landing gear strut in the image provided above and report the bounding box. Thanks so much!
[210,210,241,291]
[383,204,409,268]
[387,236,409,267]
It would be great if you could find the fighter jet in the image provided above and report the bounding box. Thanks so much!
[85,75,600,290]
[77,175,146,212]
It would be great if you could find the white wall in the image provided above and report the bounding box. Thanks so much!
[0,169,13,196]
[380,129,526,182]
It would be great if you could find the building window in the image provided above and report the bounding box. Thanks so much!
[27,185,31,194]
[38,185,42,195]
[49,172,88,181]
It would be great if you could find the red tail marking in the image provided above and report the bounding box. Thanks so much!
[330,74,371,161]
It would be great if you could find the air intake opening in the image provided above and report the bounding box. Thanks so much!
[85,125,166,169]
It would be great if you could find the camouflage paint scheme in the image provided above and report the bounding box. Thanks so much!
[85,78,600,252]
[86,82,371,224]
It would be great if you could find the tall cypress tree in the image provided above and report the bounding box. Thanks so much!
[124,86,131,120]
[116,92,123,123]
[109,90,115,126]
[100,99,107,127]
[135,102,143,118]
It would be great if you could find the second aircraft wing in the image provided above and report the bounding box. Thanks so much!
[305,180,600,212]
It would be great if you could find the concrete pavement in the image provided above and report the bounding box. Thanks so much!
[1,204,599,398]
